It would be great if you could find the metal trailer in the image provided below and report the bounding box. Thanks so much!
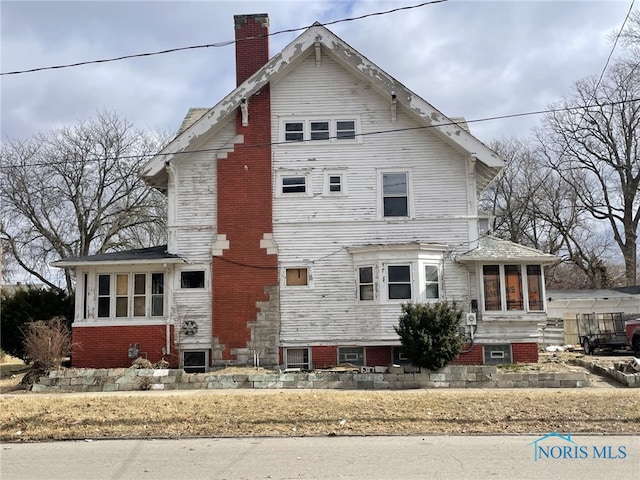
[576,312,631,355]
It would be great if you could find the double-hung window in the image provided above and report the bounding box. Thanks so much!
[281,176,307,194]
[382,172,408,217]
[358,266,374,301]
[97,273,164,318]
[425,265,439,300]
[388,265,411,300]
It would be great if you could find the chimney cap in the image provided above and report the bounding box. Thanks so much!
[234,13,269,30]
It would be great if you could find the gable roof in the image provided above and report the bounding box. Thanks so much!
[457,236,558,264]
[52,245,184,267]
[140,22,504,190]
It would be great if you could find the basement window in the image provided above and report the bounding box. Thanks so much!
[483,344,512,365]
[183,351,207,373]
[285,348,311,370]
[338,347,364,366]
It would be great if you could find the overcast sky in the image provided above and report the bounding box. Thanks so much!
[1,0,635,146]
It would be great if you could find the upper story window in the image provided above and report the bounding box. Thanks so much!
[310,121,330,140]
[382,172,408,217]
[181,271,205,289]
[285,122,304,141]
[97,272,164,318]
[482,264,544,312]
[282,119,358,143]
[282,175,307,194]
[336,121,356,139]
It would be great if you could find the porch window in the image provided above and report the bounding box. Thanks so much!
[97,274,110,317]
[483,265,502,311]
[527,265,543,310]
[95,273,164,318]
[505,265,523,310]
[482,264,544,312]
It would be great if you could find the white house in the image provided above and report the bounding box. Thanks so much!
[54,14,556,371]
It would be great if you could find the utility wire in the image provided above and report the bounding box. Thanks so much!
[0,0,448,76]
[1,96,638,171]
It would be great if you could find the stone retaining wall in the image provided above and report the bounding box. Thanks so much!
[571,357,639,387]
[31,365,590,392]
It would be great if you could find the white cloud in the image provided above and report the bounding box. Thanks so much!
[1,0,634,144]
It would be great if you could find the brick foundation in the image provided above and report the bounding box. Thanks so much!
[72,325,176,368]
[512,342,539,363]
[365,346,392,366]
[311,346,338,369]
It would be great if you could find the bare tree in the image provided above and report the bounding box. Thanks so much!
[481,137,618,288]
[537,57,640,286]
[0,111,168,293]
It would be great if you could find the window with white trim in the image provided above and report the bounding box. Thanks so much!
[382,172,409,217]
[388,265,412,300]
[310,121,329,140]
[285,268,308,286]
[96,273,164,318]
[284,122,303,141]
[336,120,356,140]
[181,271,205,289]
[425,265,439,300]
[482,264,544,312]
[358,266,375,301]
[281,175,307,194]
[282,119,358,143]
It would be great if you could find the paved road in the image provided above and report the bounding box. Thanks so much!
[1,435,638,480]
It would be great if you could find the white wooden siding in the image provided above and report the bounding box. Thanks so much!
[169,119,236,259]
[271,50,476,345]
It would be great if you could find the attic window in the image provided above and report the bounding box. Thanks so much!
[310,121,330,140]
[285,122,304,141]
[336,120,355,140]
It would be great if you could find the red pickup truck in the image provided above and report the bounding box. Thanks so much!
[626,318,640,356]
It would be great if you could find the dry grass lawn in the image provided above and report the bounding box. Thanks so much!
[1,389,638,442]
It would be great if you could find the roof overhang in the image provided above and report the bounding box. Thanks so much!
[140,23,504,191]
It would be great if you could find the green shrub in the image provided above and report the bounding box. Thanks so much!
[394,302,464,371]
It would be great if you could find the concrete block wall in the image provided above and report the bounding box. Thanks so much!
[31,365,590,392]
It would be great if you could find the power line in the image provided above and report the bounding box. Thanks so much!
[593,0,636,94]
[1,97,638,171]
[0,0,448,76]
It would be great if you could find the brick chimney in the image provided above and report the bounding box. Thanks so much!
[234,14,269,86]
